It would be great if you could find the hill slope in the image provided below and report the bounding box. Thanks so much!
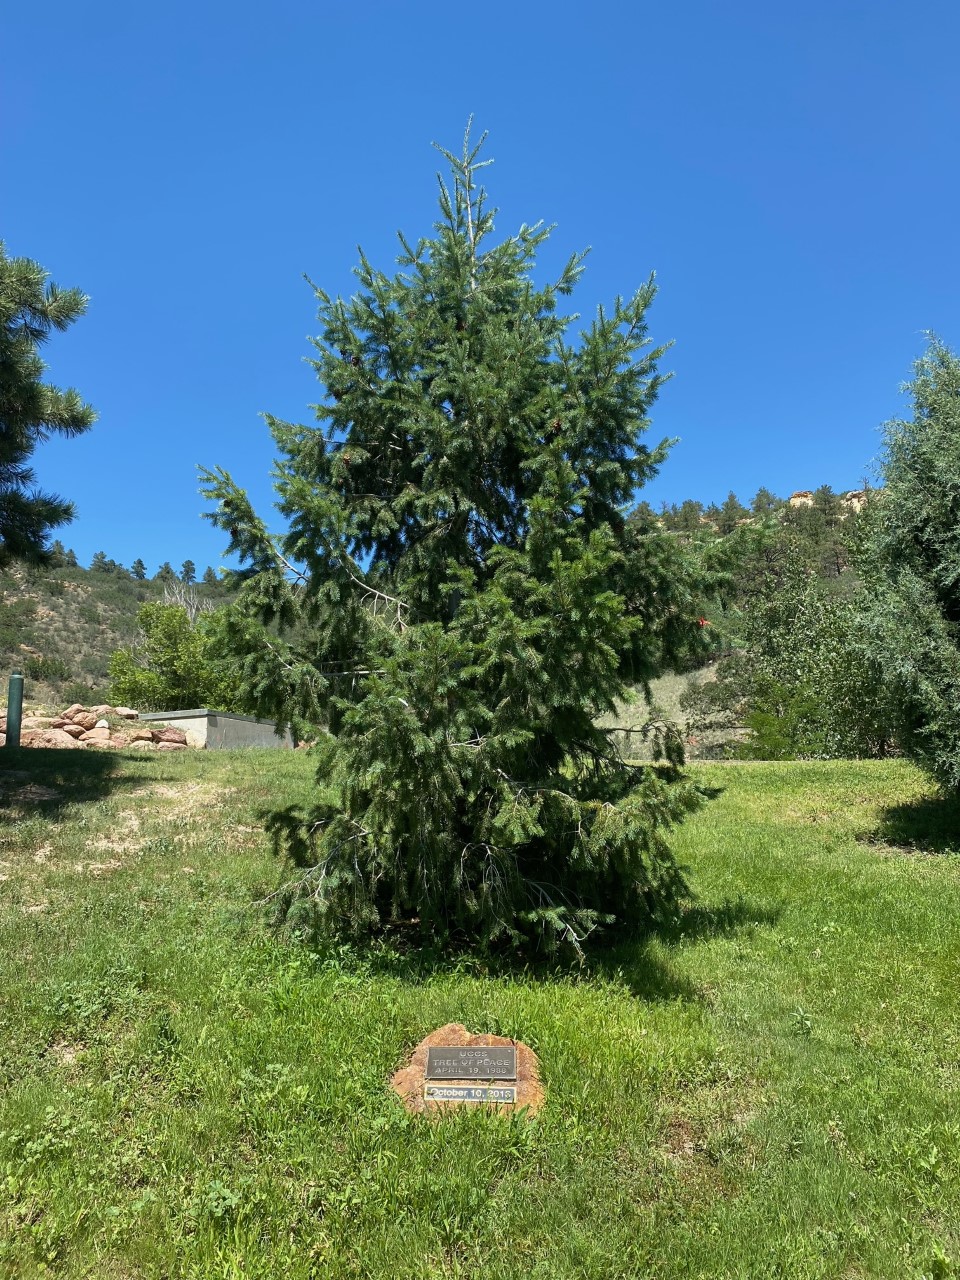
[0,566,226,710]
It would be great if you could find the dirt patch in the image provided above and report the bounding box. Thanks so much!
[48,1039,86,1066]
[2,782,62,806]
[72,859,123,876]
[88,810,143,858]
[659,1116,700,1165]
[131,781,234,822]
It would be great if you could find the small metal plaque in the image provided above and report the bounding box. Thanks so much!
[424,1085,517,1104]
[426,1045,517,1080]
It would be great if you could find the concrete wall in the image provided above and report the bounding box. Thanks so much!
[138,709,294,750]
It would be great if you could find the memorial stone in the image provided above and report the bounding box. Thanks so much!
[390,1022,543,1116]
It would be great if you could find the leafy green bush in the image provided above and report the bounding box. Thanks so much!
[23,654,71,683]
[0,595,37,655]
[860,338,960,790]
[108,602,245,712]
[685,561,892,760]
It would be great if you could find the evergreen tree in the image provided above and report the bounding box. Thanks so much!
[860,338,960,789]
[63,547,78,568]
[181,559,196,584]
[0,243,96,566]
[154,561,176,584]
[750,487,782,518]
[660,499,704,534]
[202,565,219,588]
[90,551,125,575]
[202,128,705,953]
[716,491,749,535]
[131,558,147,580]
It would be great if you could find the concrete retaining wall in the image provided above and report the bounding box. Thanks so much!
[137,709,294,750]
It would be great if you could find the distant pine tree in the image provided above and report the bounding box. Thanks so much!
[750,487,783,518]
[717,491,749,535]
[180,559,196,584]
[131,558,147,580]
[154,561,176,584]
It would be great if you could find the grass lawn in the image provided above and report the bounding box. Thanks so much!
[1,748,958,1279]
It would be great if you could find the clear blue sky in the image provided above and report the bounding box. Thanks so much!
[4,0,958,575]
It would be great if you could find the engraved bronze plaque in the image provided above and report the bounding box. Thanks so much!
[424,1084,517,1104]
[425,1045,517,1080]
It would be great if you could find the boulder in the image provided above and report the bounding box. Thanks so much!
[50,717,70,728]
[155,740,187,751]
[114,707,138,720]
[154,726,188,745]
[95,718,109,729]
[25,728,82,750]
[63,703,85,720]
[21,716,55,731]
[79,727,111,744]
[129,728,154,742]
[73,713,98,731]
[61,724,85,739]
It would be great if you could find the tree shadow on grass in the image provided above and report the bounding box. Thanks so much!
[263,785,779,1005]
[293,893,783,1006]
[0,747,179,819]
[866,790,960,857]
[589,894,783,1001]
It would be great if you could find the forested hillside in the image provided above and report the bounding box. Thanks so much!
[0,548,228,708]
[0,486,867,729]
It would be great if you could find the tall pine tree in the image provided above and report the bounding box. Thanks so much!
[202,128,707,953]
[0,243,96,566]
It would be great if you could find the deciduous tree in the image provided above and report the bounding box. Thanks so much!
[860,338,960,789]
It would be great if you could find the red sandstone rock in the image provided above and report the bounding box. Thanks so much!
[128,728,154,742]
[155,741,187,751]
[61,724,85,739]
[25,728,82,750]
[154,726,188,745]
[390,1023,543,1117]
[73,712,98,731]
[114,707,138,720]
[90,704,113,719]
[79,727,111,744]
[63,703,85,720]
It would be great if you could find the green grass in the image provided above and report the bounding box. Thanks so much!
[1,749,958,1278]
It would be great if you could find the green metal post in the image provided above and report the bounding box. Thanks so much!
[6,670,23,749]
